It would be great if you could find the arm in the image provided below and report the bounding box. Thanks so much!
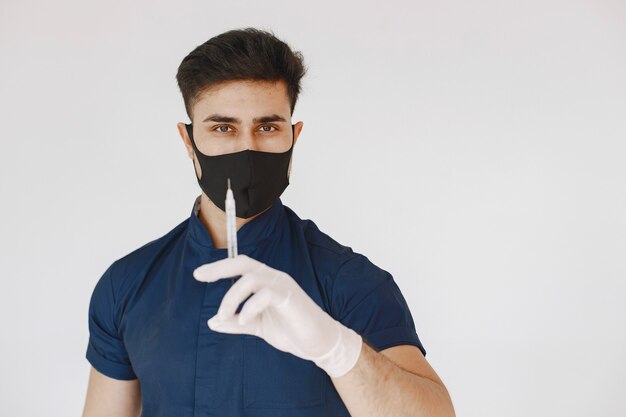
[331,343,455,417]
[81,366,142,417]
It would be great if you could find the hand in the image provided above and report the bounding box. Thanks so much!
[193,254,363,377]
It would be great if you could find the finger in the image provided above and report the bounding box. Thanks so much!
[237,287,280,325]
[208,314,259,336]
[193,254,262,283]
[216,269,276,320]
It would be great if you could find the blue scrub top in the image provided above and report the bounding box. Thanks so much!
[86,195,426,417]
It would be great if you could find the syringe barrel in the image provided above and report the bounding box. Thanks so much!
[225,189,238,258]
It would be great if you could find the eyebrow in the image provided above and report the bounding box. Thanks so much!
[202,113,287,124]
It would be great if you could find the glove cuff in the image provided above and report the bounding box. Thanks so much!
[312,321,363,378]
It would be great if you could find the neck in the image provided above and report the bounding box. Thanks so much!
[197,193,267,249]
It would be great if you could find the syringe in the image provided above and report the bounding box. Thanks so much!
[225,178,238,286]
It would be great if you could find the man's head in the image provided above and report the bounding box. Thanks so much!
[174,27,306,219]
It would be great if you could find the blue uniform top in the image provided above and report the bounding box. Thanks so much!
[86,195,426,417]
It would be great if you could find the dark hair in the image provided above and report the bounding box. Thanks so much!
[176,27,307,121]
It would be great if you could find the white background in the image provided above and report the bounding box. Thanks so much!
[1,0,625,416]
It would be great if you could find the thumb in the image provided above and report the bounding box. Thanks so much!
[207,314,260,336]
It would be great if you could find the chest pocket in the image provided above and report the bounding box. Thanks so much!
[243,335,326,409]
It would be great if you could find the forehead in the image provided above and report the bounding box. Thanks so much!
[193,79,290,121]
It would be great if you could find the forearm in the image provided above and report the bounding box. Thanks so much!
[330,341,455,417]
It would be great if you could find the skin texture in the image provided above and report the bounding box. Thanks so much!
[333,343,456,417]
[81,79,455,416]
[81,367,141,417]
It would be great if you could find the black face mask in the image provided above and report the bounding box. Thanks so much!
[184,123,295,219]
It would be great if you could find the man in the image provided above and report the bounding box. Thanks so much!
[82,27,455,417]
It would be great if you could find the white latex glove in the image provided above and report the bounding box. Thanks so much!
[193,254,363,378]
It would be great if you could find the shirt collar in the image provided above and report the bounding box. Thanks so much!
[187,194,285,254]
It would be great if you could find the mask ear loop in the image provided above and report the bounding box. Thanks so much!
[185,123,203,182]
[185,123,203,154]
[287,124,296,178]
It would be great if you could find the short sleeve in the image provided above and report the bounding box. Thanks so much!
[85,264,138,380]
[332,255,426,356]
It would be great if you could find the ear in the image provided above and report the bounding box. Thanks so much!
[292,121,304,146]
[177,122,194,160]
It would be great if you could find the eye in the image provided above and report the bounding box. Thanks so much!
[213,125,233,133]
[259,124,278,133]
